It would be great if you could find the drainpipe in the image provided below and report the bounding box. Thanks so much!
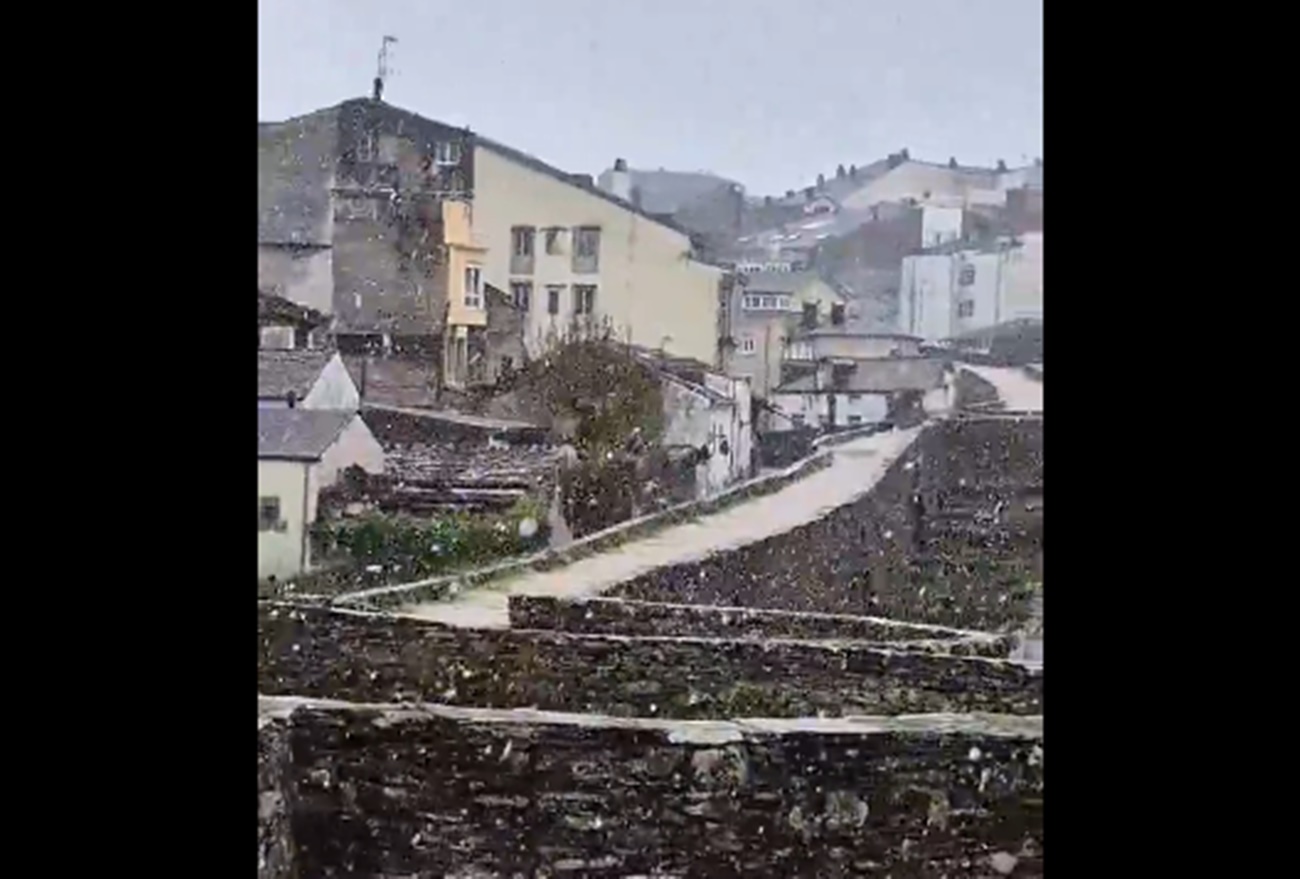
[299,464,311,574]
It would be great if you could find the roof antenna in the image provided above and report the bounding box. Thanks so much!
[373,35,398,101]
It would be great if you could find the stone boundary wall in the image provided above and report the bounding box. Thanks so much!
[258,696,1044,878]
[610,417,1042,632]
[507,595,1014,657]
[259,603,1043,718]
[321,439,837,611]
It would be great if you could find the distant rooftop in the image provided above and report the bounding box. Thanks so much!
[775,358,944,394]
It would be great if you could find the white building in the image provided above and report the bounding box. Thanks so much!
[899,233,1043,343]
[257,408,386,580]
[257,350,362,411]
[769,358,944,431]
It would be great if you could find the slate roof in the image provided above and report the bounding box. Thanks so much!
[258,350,332,400]
[616,169,740,215]
[258,408,354,461]
[775,358,944,394]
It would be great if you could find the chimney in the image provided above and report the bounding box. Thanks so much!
[997,159,1008,172]
[372,76,384,102]
[605,158,632,201]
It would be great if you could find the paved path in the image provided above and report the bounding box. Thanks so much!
[963,364,1044,412]
[402,426,924,628]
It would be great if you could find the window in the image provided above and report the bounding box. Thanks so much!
[510,281,532,310]
[355,133,376,162]
[959,264,976,286]
[544,227,564,254]
[334,195,375,221]
[572,226,601,273]
[511,226,535,257]
[464,265,483,308]
[510,226,536,274]
[848,415,863,425]
[792,414,806,427]
[574,284,597,316]
[848,393,862,402]
[739,335,757,355]
[546,285,564,315]
[434,141,461,166]
[258,497,281,532]
[958,300,975,318]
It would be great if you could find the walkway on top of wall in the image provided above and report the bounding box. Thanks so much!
[400,426,923,628]
[962,364,1044,412]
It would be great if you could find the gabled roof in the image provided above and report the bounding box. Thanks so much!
[258,350,333,399]
[258,290,330,329]
[258,408,354,461]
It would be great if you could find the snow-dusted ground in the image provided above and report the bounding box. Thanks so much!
[962,364,1044,412]
[400,426,923,628]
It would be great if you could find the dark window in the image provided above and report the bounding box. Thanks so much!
[830,303,846,326]
[510,281,533,310]
[958,300,975,318]
[801,302,817,329]
[574,284,597,316]
[848,415,863,425]
[546,285,564,315]
[959,264,976,286]
[258,497,281,532]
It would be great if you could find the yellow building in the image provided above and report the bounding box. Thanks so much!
[472,139,726,364]
[440,199,490,387]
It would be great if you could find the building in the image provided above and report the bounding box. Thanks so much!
[258,350,362,411]
[783,326,923,364]
[631,350,754,498]
[899,233,1043,343]
[472,140,727,364]
[768,357,944,432]
[722,271,847,398]
[257,99,475,350]
[257,408,386,580]
[597,159,745,254]
[258,290,330,350]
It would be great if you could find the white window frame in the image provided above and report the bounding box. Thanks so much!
[434,141,461,166]
[739,336,757,355]
[573,284,597,316]
[464,265,483,309]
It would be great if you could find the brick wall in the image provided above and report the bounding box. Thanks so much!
[260,698,1044,878]
[259,604,1042,717]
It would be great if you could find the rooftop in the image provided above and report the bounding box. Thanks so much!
[775,358,944,394]
[741,270,838,296]
[258,350,333,399]
[258,408,355,461]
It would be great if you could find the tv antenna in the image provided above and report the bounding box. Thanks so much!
[373,35,398,101]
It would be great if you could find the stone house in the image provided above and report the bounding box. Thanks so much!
[257,408,385,580]
[768,357,944,432]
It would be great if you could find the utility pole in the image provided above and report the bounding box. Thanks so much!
[373,35,398,101]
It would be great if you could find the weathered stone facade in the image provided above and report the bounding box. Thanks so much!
[260,698,1043,878]
[259,604,1042,718]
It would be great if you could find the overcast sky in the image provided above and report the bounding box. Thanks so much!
[258,0,1042,195]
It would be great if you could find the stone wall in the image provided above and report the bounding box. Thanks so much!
[508,595,1014,657]
[257,716,294,879]
[610,417,1043,631]
[260,697,1044,878]
[259,604,1042,717]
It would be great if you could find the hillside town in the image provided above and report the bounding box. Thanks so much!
[257,90,1042,588]
[257,44,1044,875]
